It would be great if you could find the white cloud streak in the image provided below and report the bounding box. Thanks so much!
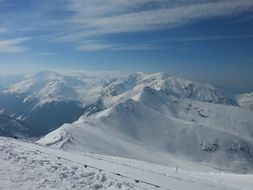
[165,34,253,42]
[35,52,54,56]
[51,0,253,43]
[0,38,30,53]
[76,41,157,51]
[1,0,253,52]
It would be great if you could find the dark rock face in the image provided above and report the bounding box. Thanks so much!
[23,101,83,136]
[82,98,105,117]
[0,115,31,138]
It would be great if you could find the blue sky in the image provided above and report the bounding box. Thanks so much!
[0,0,253,91]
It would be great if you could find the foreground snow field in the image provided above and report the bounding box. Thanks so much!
[1,137,253,190]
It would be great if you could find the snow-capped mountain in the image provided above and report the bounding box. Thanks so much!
[1,70,253,183]
[0,71,112,136]
[0,114,31,138]
[3,70,105,105]
[237,92,253,111]
[1,72,253,187]
[134,87,253,141]
[0,73,26,90]
[101,72,237,106]
[38,86,253,173]
[0,70,239,137]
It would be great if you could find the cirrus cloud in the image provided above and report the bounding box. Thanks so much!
[1,0,253,52]
[51,0,253,43]
[0,38,30,53]
[76,41,157,51]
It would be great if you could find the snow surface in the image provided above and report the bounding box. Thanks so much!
[3,71,107,106]
[101,72,237,106]
[1,71,238,111]
[38,87,253,173]
[2,136,253,190]
[0,71,115,136]
[0,70,244,137]
[237,92,253,111]
[1,71,253,189]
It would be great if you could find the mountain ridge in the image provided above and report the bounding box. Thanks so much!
[0,70,252,139]
[38,86,253,173]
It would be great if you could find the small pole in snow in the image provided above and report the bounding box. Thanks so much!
[176,167,178,172]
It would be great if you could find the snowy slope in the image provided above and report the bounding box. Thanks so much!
[101,72,237,106]
[0,71,112,136]
[0,71,239,137]
[237,92,253,111]
[0,137,144,190]
[38,88,253,172]
[3,71,97,105]
[2,136,253,190]
[133,87,253,141]
[2,71,253,189]
[0,71,239,110]
[0,74,25,90]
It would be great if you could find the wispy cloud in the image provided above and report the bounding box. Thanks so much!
[1,0,253,52]
[52,0,253,43]
[0,27,7,33]
[76,41,157,51]
[0,38,30,53]
[76,41,116,51]
[35,52,54,56]
[165,34,253,42]
[112,44,157,51]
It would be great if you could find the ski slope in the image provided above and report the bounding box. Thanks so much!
[1,136,253,190]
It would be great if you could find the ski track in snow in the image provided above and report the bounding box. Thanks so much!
[1,137,253,190]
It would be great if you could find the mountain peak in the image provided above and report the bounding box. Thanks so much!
[128,72,147,80]
[32,70,61,80]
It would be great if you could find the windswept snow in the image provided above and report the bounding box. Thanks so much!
[0,137,141,190]
[37,72,253,172]
[38,87,253,173]
[2,137,253,190]
[237,92,253,111]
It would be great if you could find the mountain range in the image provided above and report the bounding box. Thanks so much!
[1,70,253,173]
